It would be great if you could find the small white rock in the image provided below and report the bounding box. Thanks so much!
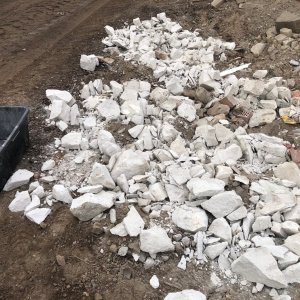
[150,275,160,289]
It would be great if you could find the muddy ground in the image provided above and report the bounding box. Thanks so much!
[0,0,300,299]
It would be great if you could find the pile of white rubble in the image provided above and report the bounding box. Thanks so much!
[4,13,300,300]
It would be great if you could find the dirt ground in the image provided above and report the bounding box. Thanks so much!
[0,0,300,299]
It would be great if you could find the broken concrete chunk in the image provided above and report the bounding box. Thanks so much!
[25,208,51,225]
[88,163,115,189]
[80,54,99,71]
[172,205,208,233]
[128,125,144,138]
[46,89,75,106]
[140,226,174,255]
[8,191,31,212]
[83,116,96,129]
[227,206,247,221]
[278,251,299,269]
[282,262,300,283]
[177,102,196,122]
[231,247,287,288]
[284,198,300,223]
[159,123,179,143]
[201,191,243,218]
[285,232,300,256]
[104,25,114,36]
[260,192,296,215]
[243,79,265,96]
[149,182,167,201]
[282,221,299,235]
[110,81,123,98]
[164,290,206,300]
[56,120,68,132]
[110,222,128,237]
[123,206,145,237]
[252,216,272,232]
[41,159,55,171]
[52,184,73,204]
[167,165,191,186]
[214,124,234,143]
[211,144,242,164]
[251,43,266,57]
[70,191,115,221]
[25,195,40,213]
[166,77,183,95]
[204,242,228,260]
[61,132,82,149]
[116,174,129,193]
[194,125,218,147]
[215,166,233,184]
[50,100,70,123]
[170,135,188,157]
[187,178,225,198]
[3,169,34,192]
[253,70,268,79]
[77,185,103,194]
[150,87,169,104]
[249,109,276,128]
[165,184,188,204]
[251,236,275,247]
[274,162,300,186]
[98,99,120,120]
[177,256,187,270]
[111,149,149,181]
[208,218,232,243]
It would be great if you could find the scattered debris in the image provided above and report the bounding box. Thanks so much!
[4,13,300,298]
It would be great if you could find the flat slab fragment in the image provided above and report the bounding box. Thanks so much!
[232,247,287,289]
[201,191,243,218]
[172,205,208,233]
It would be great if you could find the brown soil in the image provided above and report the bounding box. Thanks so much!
[0,0,300,299]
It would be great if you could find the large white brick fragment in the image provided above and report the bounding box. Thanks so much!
[4,169,34,192]
[123,206,145,237]
[201,191,243,218]
[172,205,208,233]
[80,54,99,71]
[46,89,75,106]
[25,208,51,225]
[52,184,73,204]
[70,191,115,221]
[187,178,225,198]
[231,248,287,289]
[111,149,149,181]
[9,191,31,212]
[61,132,82,149]
[140,226,174,255]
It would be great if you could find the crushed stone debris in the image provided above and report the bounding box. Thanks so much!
[4,13,300,299]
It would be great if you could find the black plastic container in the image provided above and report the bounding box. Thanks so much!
[0,106,29,191]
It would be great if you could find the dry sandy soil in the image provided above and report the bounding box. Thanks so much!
[0,0,300,299]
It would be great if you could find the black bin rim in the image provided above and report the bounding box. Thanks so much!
[0,106,29,151]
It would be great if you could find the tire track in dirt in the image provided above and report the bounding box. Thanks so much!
[0,0,111,86]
